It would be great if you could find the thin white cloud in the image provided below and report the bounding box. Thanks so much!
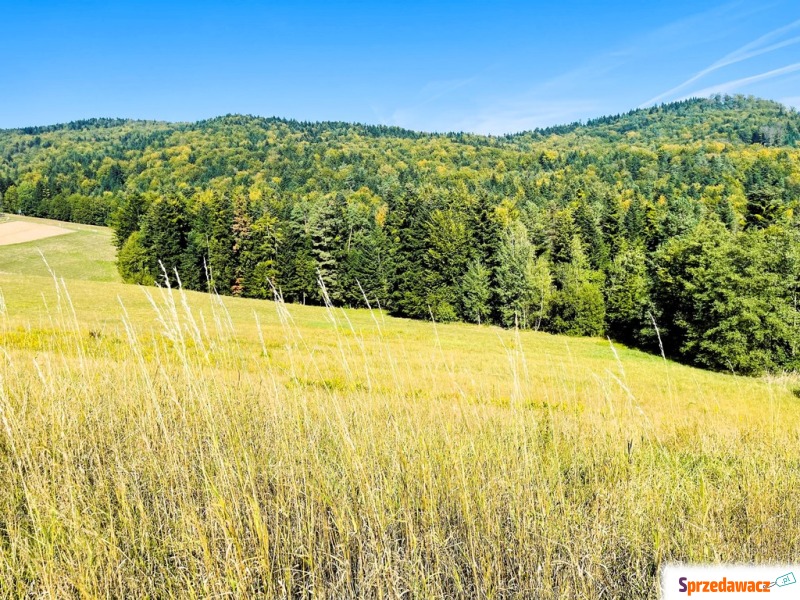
[417,78,478,104]
[384,3,746,134]
[382,1,788,134]
[458,2,762,134]
[444,5,736,134]
[641,17,800,107]
[679,62,800,99]
[382,76,480,130]
[544,2,749,95]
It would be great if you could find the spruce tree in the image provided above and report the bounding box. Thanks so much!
[461,260,492,324]
[550,236,606,336]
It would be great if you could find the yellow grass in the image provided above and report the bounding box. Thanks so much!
[0,262,798,597]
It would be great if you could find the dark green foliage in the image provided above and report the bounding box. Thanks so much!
[240,213,281,299]
[550,237,606,337]
[623,197,649,245]
[207,193,237,293]
[68,194,111,224]
[604,243,652,346]
[2,95,800,374]
[744,156,788,229]
[117,231,155,285]
[277,216,318,304]
[715,198,738,232]
[310,194,344,303]
[424,207,474,319]
[510,95,800,146]
[461,260,492,325]
[139,196,191,284]
[652,223,800,374]
[0,184,18,213]
[495,221,553,329]
[573,200,608,270]
[550,277,605,337]
[386,191,432,319]
[549,209,578,265]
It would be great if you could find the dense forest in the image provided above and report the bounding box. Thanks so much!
[2,95,800,375]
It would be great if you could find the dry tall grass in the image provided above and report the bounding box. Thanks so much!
[0,271,798,598]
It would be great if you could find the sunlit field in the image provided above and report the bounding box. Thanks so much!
[0,222,798,598]
[0,215,119,283]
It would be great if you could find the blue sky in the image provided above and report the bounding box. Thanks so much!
[2,0,799,134]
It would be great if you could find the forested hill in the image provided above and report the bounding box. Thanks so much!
[2,95,800,375]
[509,95,800,146]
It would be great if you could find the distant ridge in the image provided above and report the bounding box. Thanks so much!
[507,95,800,146]
[3,95,799,146]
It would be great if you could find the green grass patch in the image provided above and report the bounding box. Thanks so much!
[0,215,119,282]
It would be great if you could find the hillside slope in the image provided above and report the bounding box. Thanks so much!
[1,95,800,374]
[1,150,798,597]
[0,215,119,281]
[0,234,799,596]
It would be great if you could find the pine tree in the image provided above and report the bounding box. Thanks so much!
[231,195,253,296]
[139,196,191,284]
[495,221,553,329]
[605,242,651,345]
[117,231,156,285]
[744,157,785,229]
[424,207,473,319]
[550,236,606,336]
[207,193,236,293]
[111,193,150,250]
[573,200,608,270]
[310,194,345,303]
[549,208,577,265]
[242,213,281,299]
[715,197,738,232]
[461,260,492,324]
[387,188,431,318]
[623,196,648,244]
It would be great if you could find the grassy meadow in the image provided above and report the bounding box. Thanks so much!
[0,215,119,283]
[0,218,798,598]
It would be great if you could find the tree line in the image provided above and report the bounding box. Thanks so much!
[1,95,800,375]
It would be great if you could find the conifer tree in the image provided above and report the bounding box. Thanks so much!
[139,195,191,284]
[496,220,553,329]
[605,242,651,345]
[461,260,491,324]
[550,236,606,336]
